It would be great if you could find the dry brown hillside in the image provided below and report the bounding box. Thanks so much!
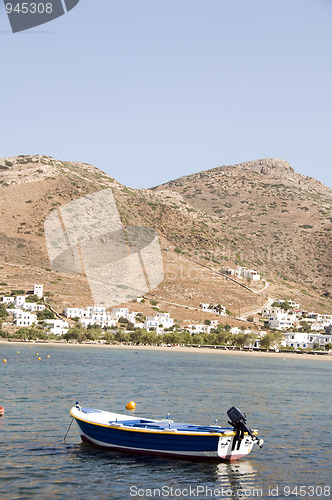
[0,155,331,321]
[153,158,332,308]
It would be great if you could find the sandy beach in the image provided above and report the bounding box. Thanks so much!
[1,339,331,360]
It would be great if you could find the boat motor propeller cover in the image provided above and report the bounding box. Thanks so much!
[227,406,263,448]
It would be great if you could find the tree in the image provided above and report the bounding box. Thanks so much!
[0,305,8,318]
[64,327,87,342]
[15,327,47,340]
[25,294,40,303]
[37,309,55,320]
[260,332,284,350]
[215,331,232,345]
[204,319,211,325]
[103,331,115,343]
[299,321,312,333]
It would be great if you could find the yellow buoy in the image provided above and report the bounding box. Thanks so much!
[3,359,7,363]
[47,355,50,358]
[17,351,19,354]
[36,353,39,356]
[38,357,41,360]
[126,401,136,410]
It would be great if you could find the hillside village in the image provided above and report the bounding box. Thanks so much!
[0,154,331,355]
[1,283,331,353]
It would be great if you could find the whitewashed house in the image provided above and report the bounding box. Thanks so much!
[235,266,246,278]
[33,284,43,299]
[79,316,117,329]
[200,303,226,315]
[63,306,107,319]
[234,266,260,281]
[284,332,309,349]
[144,313,174,332]
[186,324,213,334]
[24,303,46,312]
[230,327,253,335]
[15,295,26,308]
[63,307,83,318]
[110,308,130,320]
[44,319,69,336]
[284,332,332,349]
[2,297,14,305]
[243,269,261,281]
[222,267,236,276]
[268,308,296,330]
[307,333,332,349]
[13,311,37,327]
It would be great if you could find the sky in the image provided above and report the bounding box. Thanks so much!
[0,0,332,189]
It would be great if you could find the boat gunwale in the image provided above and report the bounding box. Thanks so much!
[70,408,258,438]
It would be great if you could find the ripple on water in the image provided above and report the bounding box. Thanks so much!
[0,344,331,499]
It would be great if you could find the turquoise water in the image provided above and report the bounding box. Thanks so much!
[0,344,331,500]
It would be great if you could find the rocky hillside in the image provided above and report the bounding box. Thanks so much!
[153,158,332,303]
[0,155,331,320]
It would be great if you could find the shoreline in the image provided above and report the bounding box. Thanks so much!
[1,339,331,360]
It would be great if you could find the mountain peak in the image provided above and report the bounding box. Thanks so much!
[232,158,294,176]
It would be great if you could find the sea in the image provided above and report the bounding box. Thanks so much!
[0,343,331,500]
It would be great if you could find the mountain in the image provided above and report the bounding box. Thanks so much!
[0,155,331,322]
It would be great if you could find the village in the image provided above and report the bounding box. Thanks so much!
[0,281,331,352]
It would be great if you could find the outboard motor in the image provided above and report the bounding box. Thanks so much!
[227,406,264,449]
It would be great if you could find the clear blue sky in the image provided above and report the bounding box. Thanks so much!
[1,0,331,189]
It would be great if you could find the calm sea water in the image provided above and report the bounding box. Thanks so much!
[0,344,331,500]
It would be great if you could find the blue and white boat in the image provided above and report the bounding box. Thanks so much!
[70,403,263,460]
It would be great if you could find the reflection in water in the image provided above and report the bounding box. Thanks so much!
[214,461,258,498]
[71,442,259,499]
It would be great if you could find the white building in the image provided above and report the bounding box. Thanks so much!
[33,284,43,299]
[284,332,332,349]
[44,319,69,336]
[79,316,117,329]
[13,310,37,327]
[24,303,46,312]
[301,313,332,332]
[268,308,297,330]
[110,308,130,320]
[222,267,236,276]
[277,299,300,309]
[144,313,174,332]
[63,306,107,318]
[186,324,213,334]
[234,266,260,281]
[243,269,261,281]
[200,303,226,315]
[2,297,14,305]
[230,327,253,335]
[15,295,26,308]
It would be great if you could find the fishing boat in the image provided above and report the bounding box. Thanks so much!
[70,403,263,460]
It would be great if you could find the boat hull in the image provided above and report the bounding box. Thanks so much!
[70,407,255,461]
